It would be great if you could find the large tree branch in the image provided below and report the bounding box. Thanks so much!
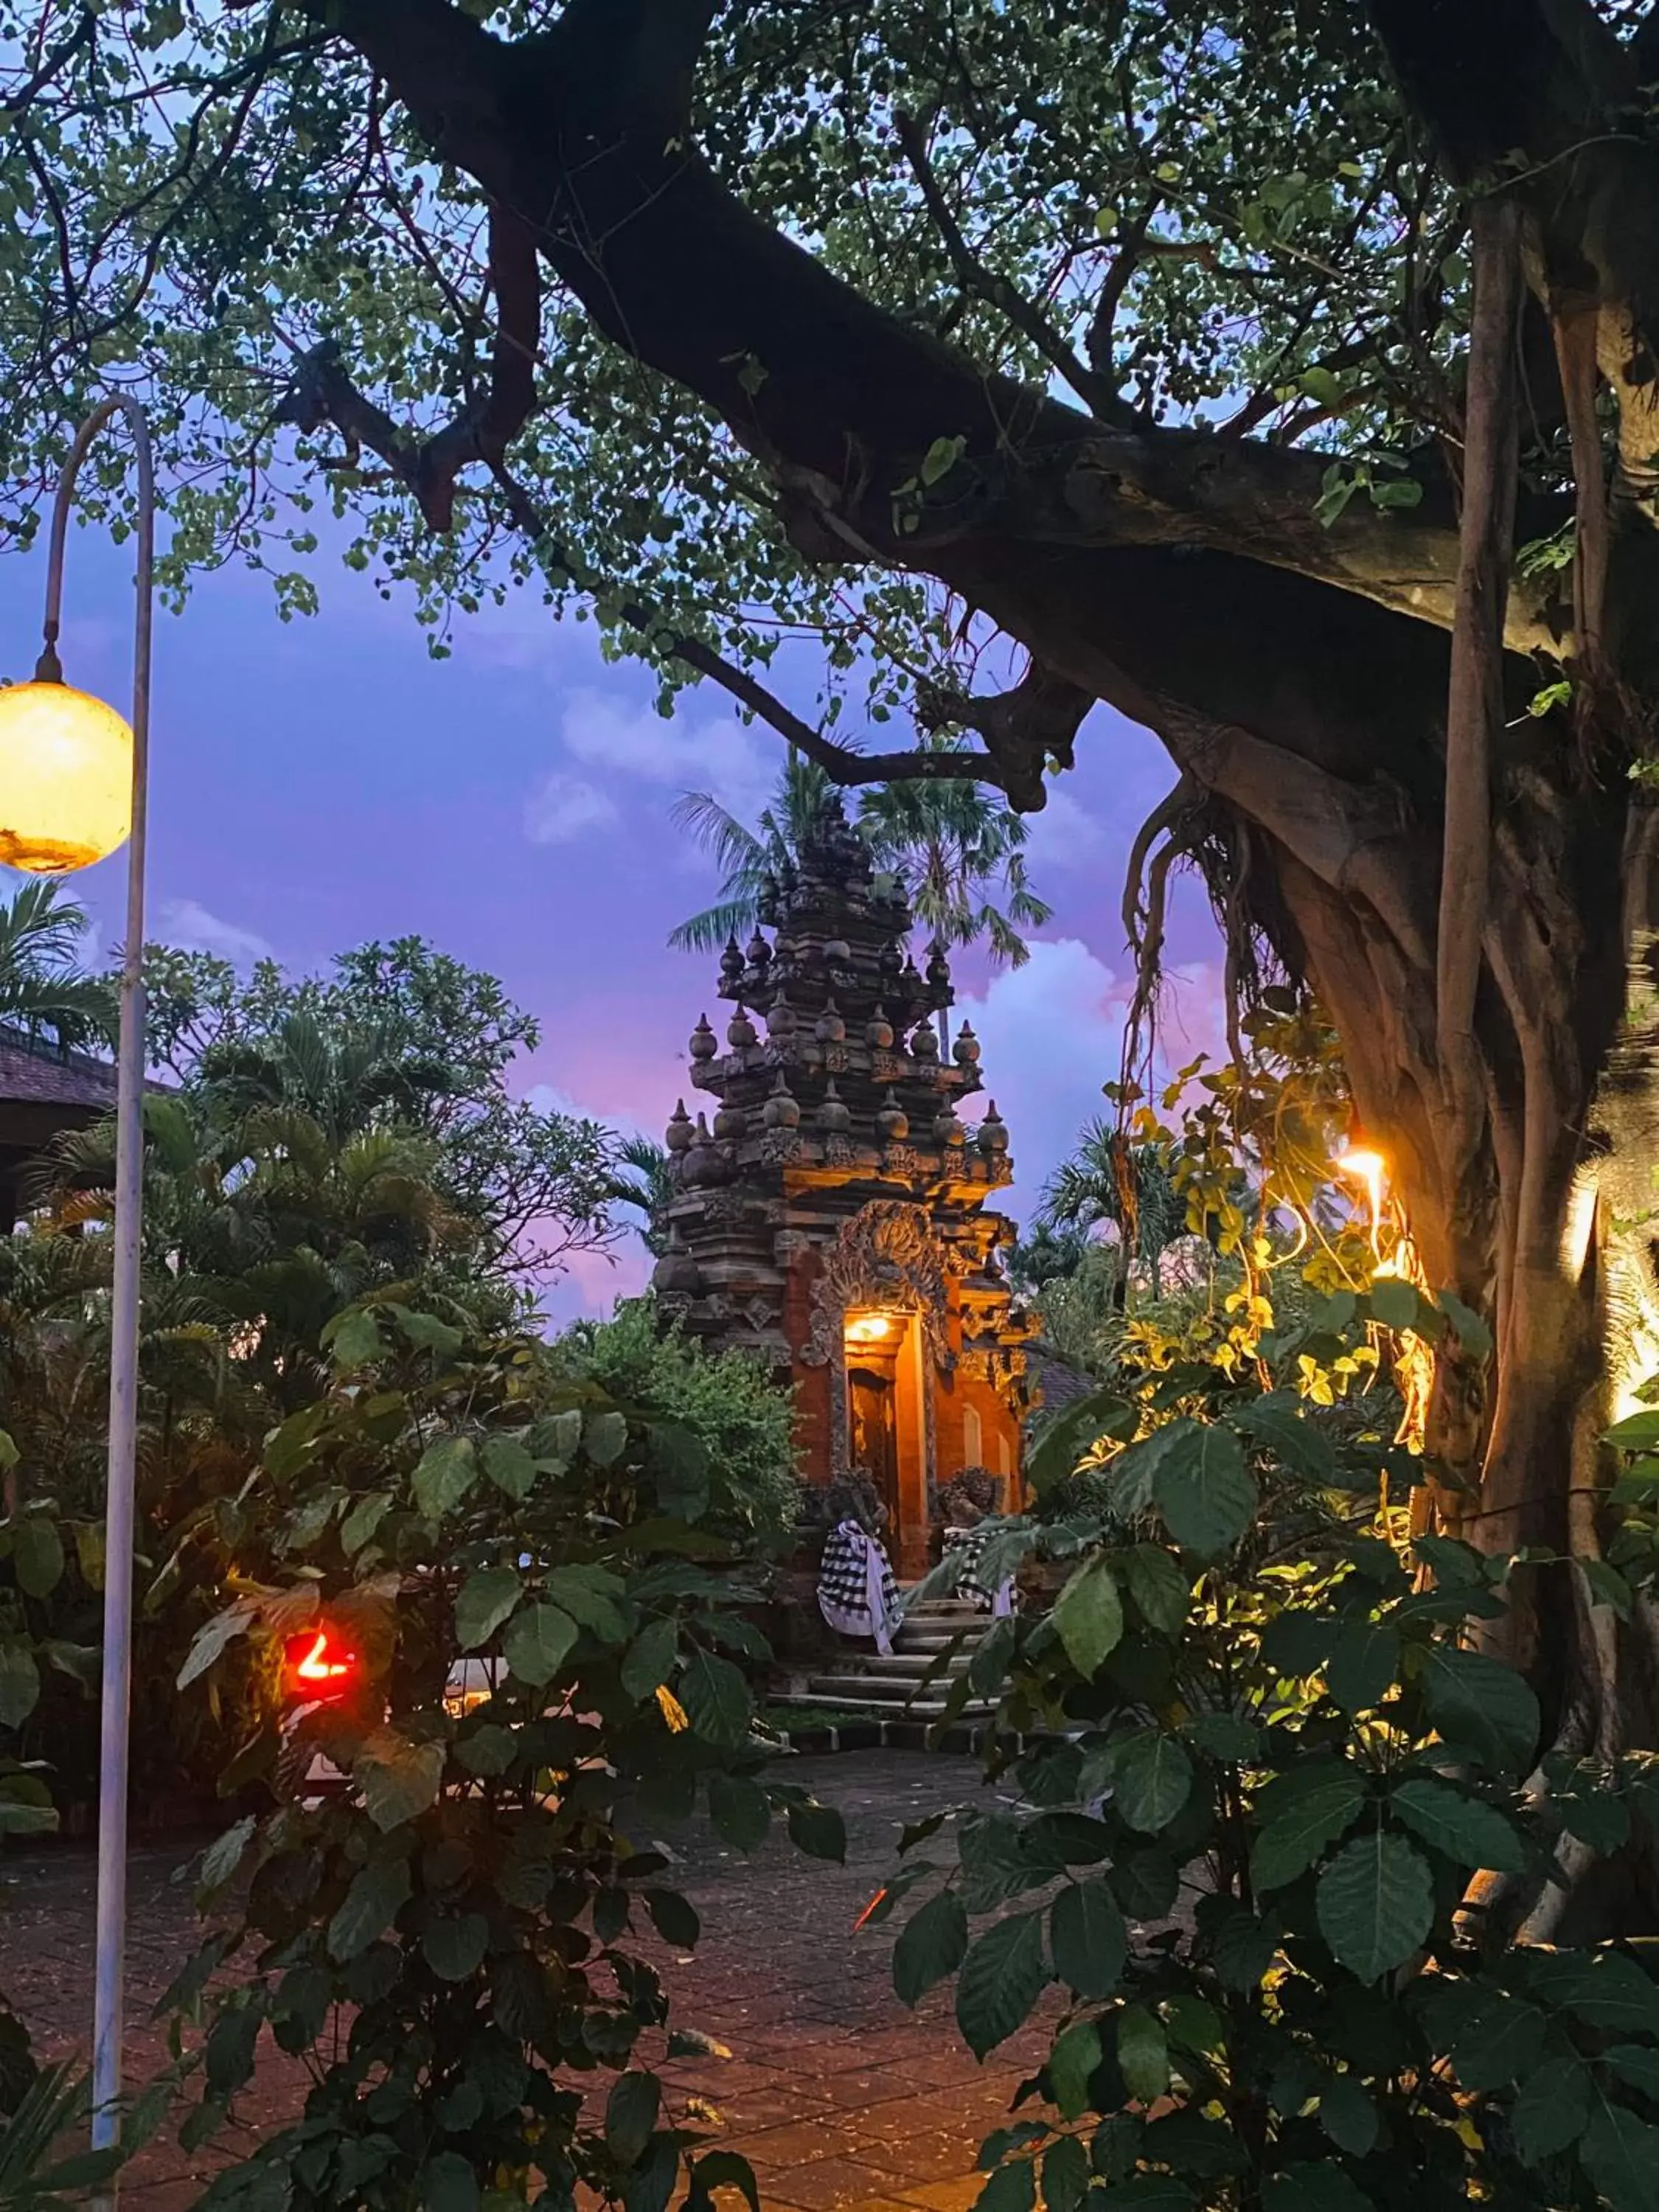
[1437,195,1522,1186]
[276,203,539,531]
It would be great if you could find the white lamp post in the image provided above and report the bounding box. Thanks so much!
[0,396,153,2166]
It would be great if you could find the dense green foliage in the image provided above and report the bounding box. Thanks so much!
[0,880,113,1052]
[162,1299,841,2212]
[552,1298,801,1551]
[883,1292,1659,2212]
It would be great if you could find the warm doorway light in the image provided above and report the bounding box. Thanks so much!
[846,1311,896,1343]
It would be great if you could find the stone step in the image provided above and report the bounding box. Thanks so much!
[894,1628,976,1653]
[782,1691,993,1724]
[860,1652,972,1679]
[807,1671,945,1704]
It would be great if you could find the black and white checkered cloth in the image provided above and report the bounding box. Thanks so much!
[818,1519,901,1652]
[942,1524,1014,1615]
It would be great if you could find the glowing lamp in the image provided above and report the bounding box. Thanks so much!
[846,1312,894,1344]
[285,1628,358,1701]
[0,677,133,873]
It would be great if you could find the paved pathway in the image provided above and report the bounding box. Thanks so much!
[1,1752,1051,2211]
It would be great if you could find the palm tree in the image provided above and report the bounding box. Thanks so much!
[667,757,835,953]
[668,751,1051,1055]
[607,1133,674,1257]
[1039,1121,1191,1302]
[0,878,115,1049]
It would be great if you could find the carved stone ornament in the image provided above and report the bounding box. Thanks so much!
[801,1199,956,1371]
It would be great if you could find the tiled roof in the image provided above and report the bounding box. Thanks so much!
[1026,1347,1099,1419]
[0,1030,120,1110]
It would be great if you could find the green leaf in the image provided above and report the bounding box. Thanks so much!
[1520,1949,1659,2037]
[1318,2073,1377,2157]
[1152,1422,1258,1557]
[679,1648,753,1747]
[1111,1732,1194,1833]
[785,1796,846,1862]
[1315,1832,1433,1983]
[1096,2183,1194,2211]
[1051,1878,1127,1999]
[606,2070,661,2165]
[1435,1290,1492,1356]
[584,1408,629,1467]
[1262,2166,1374,2211]
[1041,2131,1089,2212]
[354,1729,445,1832]
[198,1813,258,1894]
[1607,2045,1659,2101]
[422,1913,488,1982]
[541,1564,630,1641]
[643,1888,700,1947]
[956,1912,1049,2059]
[389,1304,465,1360]
[501,1602,579,1687]
[707,1772,771,1852]
[1250,1767,1366,1889]
[13,1517,65,1599]
[1326,1621,1400,1714]
[976,2158,1038,2212]
[1233,1394,1335,1481]
[0,1639,41,1729]
[1391,1778,1524,1871]
[1182,1713,1262,1764]
[176,1599,258,1691]
[1607,1410,1659,1450]
[1367,1276,1422,1332]
[1048,2020,1102,2121]
[481,1433,537,1500]
[1113,1847,1180,1920]
[1027,1386,1136,1495]
[1053,1556,1124,1679]
[1419,1643,1540,1773]
[325,1307,383,1371]
[423,2152,480,2212]
[341,1489,393,1554]
[453,1566,521,1651]
[894,1888,969,2006]
[327,1857,412,1961]
[1450,1994,1546,2090]
[1511,2055,1591,2164]
[411,1434,476,1520]
[687,2152,760,2212]
[621,1617,678,1701]
[1121,1545,1189,1635]
[1116,2004,1168,2103]
[1581,2097,1659,2211]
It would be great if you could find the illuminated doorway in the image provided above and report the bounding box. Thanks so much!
[844,1308,916,1536]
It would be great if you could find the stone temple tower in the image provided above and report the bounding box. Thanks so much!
[652,790,1031,1578]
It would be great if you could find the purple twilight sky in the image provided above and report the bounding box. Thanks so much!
[0,525,1225,1321]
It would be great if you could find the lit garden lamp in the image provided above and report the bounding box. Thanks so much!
[0,397,153,2171]
[1335,1144,1388,1261]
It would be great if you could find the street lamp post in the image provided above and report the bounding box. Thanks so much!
[0,396,153,2164]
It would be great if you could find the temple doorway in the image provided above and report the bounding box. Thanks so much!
[844,1309,918,1541]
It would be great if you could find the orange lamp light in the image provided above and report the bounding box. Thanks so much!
[0,677,133,872]
[285,1628,357,1700]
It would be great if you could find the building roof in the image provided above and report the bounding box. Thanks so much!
[0,1028,120,1110]
[1026,1347,1099,1422]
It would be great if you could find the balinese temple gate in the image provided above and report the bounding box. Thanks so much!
[652,795,1031,1579]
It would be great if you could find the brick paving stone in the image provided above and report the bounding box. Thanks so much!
[0,1750,1041,2209]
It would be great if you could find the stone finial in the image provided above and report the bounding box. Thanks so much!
[817,1077,852,1133]
[877,1089,910,1144]
[720,936,745,988]
[933,1106,965,1149]
[978,1101,1009,1155]
[911,1018,940,1062]
[714,1100,748,1141]
[953,1021,982,1068]
[865,1003,894,1050]
[689,1013,718,1062]
[665,1099,695,1153]
[926,938,953,995]
[766,991,798,1040]
[727,1003,758,1048]
[652,1228,702,1295]
[745,928,772,973]
[815,995,846,1045]
[763,1071,801,1129]
[824,935,852,963]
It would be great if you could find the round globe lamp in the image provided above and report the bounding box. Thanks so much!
[0,678,133,873]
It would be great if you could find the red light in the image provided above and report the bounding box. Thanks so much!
[286,1628,357,1699]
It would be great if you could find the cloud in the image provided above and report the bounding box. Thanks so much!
[522,690,776,850]
[159,899,273,967]
[953,938,1229,1227]
[523,771,620,846]
[1021,785,1104,874]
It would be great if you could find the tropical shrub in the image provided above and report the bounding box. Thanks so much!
[166,1294,840,2211]
[554,1298,800,1549]
[882,1284,1659,2212]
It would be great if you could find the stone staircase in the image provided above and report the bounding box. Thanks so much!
[789,1595,995,1723]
